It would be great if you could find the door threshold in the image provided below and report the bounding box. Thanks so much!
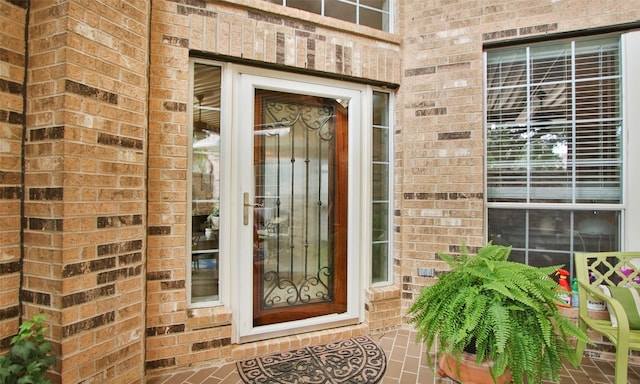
[237,314,360,344]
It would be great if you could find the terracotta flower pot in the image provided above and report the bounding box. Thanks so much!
[438,352,512,384]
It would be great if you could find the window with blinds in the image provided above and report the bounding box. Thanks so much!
[486,37,622,204]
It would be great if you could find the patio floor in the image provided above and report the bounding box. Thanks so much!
[146,325,640,383]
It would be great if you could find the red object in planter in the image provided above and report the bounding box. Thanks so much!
[555,268,572,307]
[438,352,512,384]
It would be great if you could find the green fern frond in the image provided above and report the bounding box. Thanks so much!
[487,301,510,353]
[408,242,591,384]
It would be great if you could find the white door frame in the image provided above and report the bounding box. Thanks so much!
[229,67,365,343]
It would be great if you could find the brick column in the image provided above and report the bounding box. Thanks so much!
[365,286,402,335]
[22,1,150,382]
[0,0,27,354]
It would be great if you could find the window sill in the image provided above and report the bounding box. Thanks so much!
[186,305,232,330]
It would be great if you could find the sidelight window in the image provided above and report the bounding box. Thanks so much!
[372,90,392,284]
[189,62,222,305]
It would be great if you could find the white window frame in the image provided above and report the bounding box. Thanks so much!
[484,32,640,269]
[273,0,393,32]
[370,89,394,287]
[622,30,640,250]
[187,59,230,308]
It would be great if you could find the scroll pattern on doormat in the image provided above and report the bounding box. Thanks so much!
[236,335,387,383]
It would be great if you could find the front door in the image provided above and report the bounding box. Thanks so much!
[236,73,361,341]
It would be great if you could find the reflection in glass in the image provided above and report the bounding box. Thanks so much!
[486,37,622,205]
[191,63,221,304]
[528,210,571,252]
[372,91,390,284]
[488,209,526,248]
[284,0,321,13]
[508,249,526,264]
[265,0,390,32]
[254,91,337,312]
[325,0,356,23]
[372,164,389,201]
[372,202,388,283]
[486,37,623,281]
[372,243,388,282]
[528,251,570,270]
[488,208,619,278]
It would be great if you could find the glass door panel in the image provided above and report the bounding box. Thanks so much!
[191,63,221,304]
[252,89,348,326]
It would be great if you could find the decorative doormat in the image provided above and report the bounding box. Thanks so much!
[236,335,387,383]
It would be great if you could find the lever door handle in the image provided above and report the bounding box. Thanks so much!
[243,192,264,225]
[243,192,249,225]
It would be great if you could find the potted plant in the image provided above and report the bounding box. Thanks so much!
[207,208,219,229]
[204,208,219,239]
[407,242,590,384]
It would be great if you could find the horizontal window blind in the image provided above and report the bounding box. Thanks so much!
[486,37,622,203]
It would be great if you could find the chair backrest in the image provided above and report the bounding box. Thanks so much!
[575,252,640,289]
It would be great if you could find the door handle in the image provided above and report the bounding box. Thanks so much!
[243,192,264,225]
[243,192,251,225]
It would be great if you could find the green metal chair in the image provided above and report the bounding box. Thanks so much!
[574,251,640,384]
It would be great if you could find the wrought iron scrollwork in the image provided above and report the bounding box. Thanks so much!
[257,96,337,311]
[263,271,299,306]
[299,266,332,302]
[262,267,333,307]
[264,101,335,141]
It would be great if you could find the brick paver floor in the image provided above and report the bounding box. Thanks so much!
[147,326,640,383]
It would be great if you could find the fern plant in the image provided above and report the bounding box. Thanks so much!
[407,242,590,384]
[0,314,56,384]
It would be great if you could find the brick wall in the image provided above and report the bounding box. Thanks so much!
[396,0,640,310]
[145,0,402,373]
[0,0,26,354]
[19,0,150,382]
[2,0,640,380]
